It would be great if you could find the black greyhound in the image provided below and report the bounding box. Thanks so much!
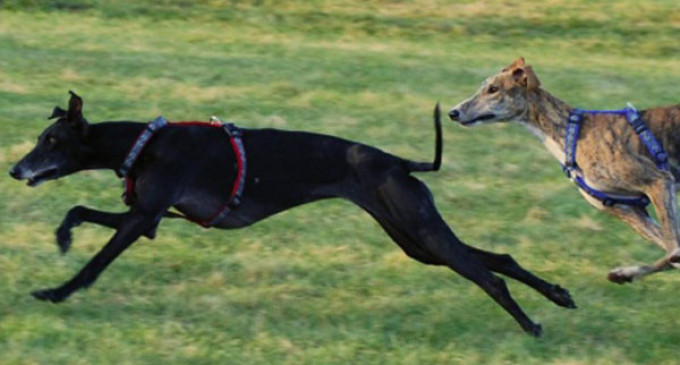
[9,91,575,336]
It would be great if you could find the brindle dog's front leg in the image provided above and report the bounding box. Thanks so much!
[33,209,161,303]
[57,205,159,253]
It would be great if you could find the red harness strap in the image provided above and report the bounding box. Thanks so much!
[119,117,247,228]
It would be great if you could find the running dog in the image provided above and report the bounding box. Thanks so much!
[9,91,575,336]
[449,57,680,284]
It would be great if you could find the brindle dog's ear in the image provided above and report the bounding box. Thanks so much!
[66,90,89,134]
[511,65,541,91]
[524,65,541,91]
[502,57,526,72]
[512,68,525,83]
[48,106,68,120]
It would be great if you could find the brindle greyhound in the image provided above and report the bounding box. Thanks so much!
[449,57,680,284]
[9,91,575,336]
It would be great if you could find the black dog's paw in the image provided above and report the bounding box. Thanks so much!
[55,226,72,254]
[31,288,67,303]
[549,285,577,309]
[524,322,543,338]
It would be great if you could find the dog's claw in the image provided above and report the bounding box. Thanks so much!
[55,226,72,254]
[31,288,67,303]
[549,284,577,309]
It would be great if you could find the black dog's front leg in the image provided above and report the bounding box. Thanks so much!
[34,210,160,303]
[57,206,158,253]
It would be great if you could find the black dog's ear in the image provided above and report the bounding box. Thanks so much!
[67,90,83,120]
[66,90,88,131]
[48,106,68,120]
[64,90,89,136]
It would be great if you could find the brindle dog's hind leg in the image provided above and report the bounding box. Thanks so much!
[601,173,680,283]
[605,205,665,250]
[645,177,680,263]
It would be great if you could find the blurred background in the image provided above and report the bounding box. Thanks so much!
[1,1,679,364]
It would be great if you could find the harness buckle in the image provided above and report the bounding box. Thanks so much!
[602,198,616,207]
[656,151,669,164]
[568,109,584,123]
[229,197,241,209]
[568,114,581,123]
[561,164,572,178]
[629,118,647,134]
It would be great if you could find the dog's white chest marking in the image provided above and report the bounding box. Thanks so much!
[519,122,566,162]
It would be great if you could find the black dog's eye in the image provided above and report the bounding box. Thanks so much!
[48,136,58,145]
[487,85,499,94]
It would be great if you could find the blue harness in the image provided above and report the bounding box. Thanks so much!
[562,104,669,207]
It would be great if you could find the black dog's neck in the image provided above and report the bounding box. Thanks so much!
[83,122,147,172]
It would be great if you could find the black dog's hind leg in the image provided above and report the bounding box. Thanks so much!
[466,246,575,309]
[371,210,575,310]
[57,206,159,253]
[33,208,160,303]
[421,227,543,336]
[365,174,542,336]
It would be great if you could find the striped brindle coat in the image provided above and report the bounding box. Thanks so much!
[449,57,680,284]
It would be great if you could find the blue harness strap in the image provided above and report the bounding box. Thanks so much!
[562,109,584,177]
[624,104,669,170]
[561,104,667,208]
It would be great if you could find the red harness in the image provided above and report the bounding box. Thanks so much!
[118,117,247,228]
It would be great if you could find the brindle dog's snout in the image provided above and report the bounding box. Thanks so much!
[448,109,460,121]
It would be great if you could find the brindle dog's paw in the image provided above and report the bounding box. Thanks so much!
[31,288,67,303]
[549,285,577,309]
[668,248,680,264]
[607,268,636,284]
[55,226,72,254]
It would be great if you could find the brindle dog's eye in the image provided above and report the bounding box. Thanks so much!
[487,85,499,94]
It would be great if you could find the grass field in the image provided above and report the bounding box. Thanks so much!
[1,1,679,364]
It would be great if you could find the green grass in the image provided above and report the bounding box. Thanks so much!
[1,1,680,364]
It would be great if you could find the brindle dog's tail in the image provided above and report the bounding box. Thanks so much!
[405,103,443,172]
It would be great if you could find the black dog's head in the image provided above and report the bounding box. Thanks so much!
[9,91,91,187]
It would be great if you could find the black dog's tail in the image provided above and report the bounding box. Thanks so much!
[405,103,443,172]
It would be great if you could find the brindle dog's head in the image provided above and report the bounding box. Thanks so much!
[9,91,91,186]
[448,57,541,126]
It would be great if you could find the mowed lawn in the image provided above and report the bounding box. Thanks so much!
[1,1,679,364]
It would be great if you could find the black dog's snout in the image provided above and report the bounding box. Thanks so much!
[448,109,460,121]
[9,165,20,179]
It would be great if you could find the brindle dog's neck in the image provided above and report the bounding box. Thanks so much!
[516,89,573,154]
